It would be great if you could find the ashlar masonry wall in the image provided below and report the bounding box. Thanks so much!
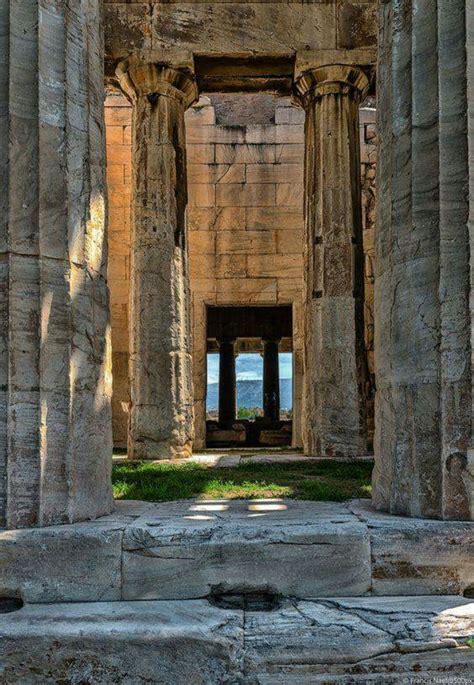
[186,95,305,448]
[105,93,376,452]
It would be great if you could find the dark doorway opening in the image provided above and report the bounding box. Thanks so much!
[206,305,293,448]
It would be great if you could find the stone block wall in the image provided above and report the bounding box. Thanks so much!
[105,93,376,452]
[105,97,132,448]
[186,96,305,448]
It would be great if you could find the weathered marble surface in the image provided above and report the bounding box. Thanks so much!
[117,59,196,461]
[121,500,371,600]
[104,2,377,62]
[0,1,113,528]
[0,522,123,603]
[374,0,472,519]
[1,499,473,604]
[0,600,243,685]
[351,500,474,596]
[0,597,472,683]
[246,596,474,683]
[295,65,369,458]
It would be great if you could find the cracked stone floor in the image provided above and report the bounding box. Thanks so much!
[1,498,473,682]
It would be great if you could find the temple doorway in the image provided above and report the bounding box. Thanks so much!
[205,305,293,447]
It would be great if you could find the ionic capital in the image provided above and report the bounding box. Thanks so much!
[294,65,369,109]
[116,58,198,109]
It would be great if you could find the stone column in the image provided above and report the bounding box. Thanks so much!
[263,339,280,422]
[116,59,197,460]
[0,2,113,528]
[294,65,369,458]
[218,339,237,424]
[373,0,472,520]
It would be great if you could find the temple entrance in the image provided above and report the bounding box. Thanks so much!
[105,88,376,457]
[205,306,293,447]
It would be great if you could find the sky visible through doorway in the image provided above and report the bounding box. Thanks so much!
[206,352,293,412]
[207,352,292,383]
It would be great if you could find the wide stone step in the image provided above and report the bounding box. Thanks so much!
[121,500,371,600]
[0,499,472,603]
[1,597,472,683]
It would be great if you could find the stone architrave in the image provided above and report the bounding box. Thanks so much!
[0,2,113,528]
[294,65,369,458]
[373,0,472,520]
[116,59,197,460]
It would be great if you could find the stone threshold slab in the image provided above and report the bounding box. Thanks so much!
[0,499,472,603]
[0,597,472,683]
[113,451,375,468]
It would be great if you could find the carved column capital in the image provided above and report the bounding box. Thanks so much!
[294,64,369,108]
[116,59,198,109]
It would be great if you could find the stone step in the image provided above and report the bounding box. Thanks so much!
[0,499,472,603]
[1,596,472,683]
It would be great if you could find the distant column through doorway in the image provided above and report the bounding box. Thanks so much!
[263,338,281,422]
[218,338,237,424]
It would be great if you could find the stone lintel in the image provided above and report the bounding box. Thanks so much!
[116,52,198,108]
[295,48,377,75]
[294,64,370,108]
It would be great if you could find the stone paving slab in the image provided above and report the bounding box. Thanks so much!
[244,596,474,681]
[0,597,472,683]
[0,600,243,685]
[0,499,473,603]
[350,499,474,596]
[0,521,123,603]
[113,450,374,468]
[121,500,371,600]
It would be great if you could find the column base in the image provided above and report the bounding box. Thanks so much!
[303,438,369,460]
[128,439,193,461]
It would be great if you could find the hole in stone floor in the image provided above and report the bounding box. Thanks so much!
[208,590,281,612]
[0,596,24,613]
[463,585,474,599]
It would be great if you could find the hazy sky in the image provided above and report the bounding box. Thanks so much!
[207,352,292,384]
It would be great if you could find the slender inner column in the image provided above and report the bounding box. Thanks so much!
[218,338,236,424]
[116,61,197,460]
[263,338,280,422]
[295,65,369,458]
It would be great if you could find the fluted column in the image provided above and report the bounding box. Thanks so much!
[373,0,472,520]
[218,339,237,425]
[294,65,369,458]
[116,59,197,460]
[263,339,280,422]
[0,2,113,528]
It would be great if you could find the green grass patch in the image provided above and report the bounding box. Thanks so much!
[112,460,373,503]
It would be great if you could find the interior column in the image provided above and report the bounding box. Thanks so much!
[295,65,369,458]
[263,339,280,422]
[218,338,237,425]
[116,59,197,460]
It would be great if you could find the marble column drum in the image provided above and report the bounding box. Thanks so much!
[295,65,369,458]
[116,60,197,460]
[0,1,113,528]
[373,0,473,520]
